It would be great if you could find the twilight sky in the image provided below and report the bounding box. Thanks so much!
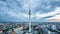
[0,0,60,22]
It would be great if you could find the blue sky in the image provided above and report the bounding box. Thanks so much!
[0,0,60,22]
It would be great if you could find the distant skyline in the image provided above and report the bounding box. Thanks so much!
[0,0,60,22]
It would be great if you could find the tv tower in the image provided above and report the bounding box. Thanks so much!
[28,0,32,34]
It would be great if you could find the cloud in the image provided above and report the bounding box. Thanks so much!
[23,0,41,11]
[46,7,60,22]
[46,14,60,22]
[47,19,60,22]
[47,14,60,20]
[0,0,60,22]
[32,0,60,13]
[34,7,60,19]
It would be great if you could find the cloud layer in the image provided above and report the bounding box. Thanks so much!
[0,0,60,22]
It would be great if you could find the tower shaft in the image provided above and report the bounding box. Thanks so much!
[29,10,31,33]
